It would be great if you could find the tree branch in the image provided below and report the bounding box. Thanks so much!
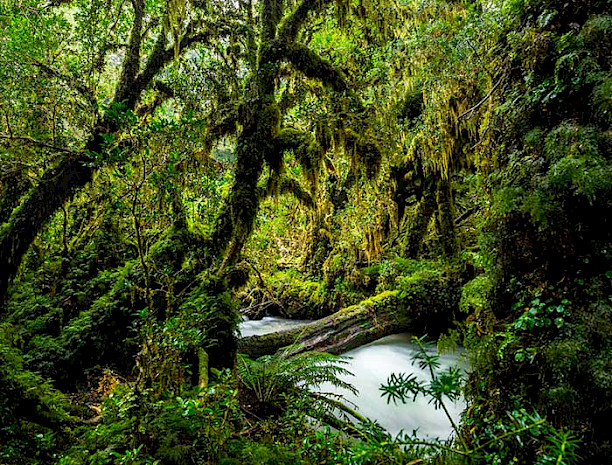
[113,0,145,106]
[0,134,75,153]
[278,0,334,43]
[33,61,98,110]
[135,81,175,117]
[457,77,503,121]
[262,0,283,42]
[132,19,242,101]
[281,42,348,91]
[263,176,315,208]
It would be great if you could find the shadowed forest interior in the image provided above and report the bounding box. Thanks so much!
[1,0,611,463]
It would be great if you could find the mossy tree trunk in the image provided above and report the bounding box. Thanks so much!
[399,175,458,260]
[0,171,31,225]
[239,291,411,358]
[402,178,436,258]
[435,178,459,259]
[0,132,106,303]
[202,0,351,369]
[302,168,359,274]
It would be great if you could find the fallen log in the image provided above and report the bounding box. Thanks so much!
[238,270,460,357]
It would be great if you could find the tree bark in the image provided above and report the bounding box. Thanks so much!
[402,180,436,258]
[0,9,210,302]
[239,291,410,357]
[435,178,459,259]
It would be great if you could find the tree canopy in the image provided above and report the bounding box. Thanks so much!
[1,0,611,463]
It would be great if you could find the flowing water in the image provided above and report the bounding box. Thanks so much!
[239,317,466,439]
[239,316,312,337]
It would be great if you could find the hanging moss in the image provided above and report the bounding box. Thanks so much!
[283,43,349,92]
[435,178,458,259]
[397,86,424,122]
[276,176,315,208]
[343,128,382,180]
[275,127,324,189]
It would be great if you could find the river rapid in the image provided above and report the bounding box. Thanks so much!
[239,317,466,439]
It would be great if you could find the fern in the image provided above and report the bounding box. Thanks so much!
[237,349,357,413]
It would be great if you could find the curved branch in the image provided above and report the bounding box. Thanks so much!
[457,77,503,121]
[135,81,175,117]
[275,127,313,151]
[264,176,315,209]
[132,19,243,105]
[278,0,335,43]
[282,43,348,91]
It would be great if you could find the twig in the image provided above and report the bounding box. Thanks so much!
[457,78,503,121]
[386,440,469,457]
[243,258,286,313]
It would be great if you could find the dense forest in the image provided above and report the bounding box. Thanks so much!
[1,0,611,463]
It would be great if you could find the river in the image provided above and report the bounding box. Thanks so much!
[239,317,466,439]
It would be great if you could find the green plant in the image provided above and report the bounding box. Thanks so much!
[496,295,572,363]
[110,445,161,465]
[237,349,357,416]
[380,335,466,453]
[512,297,571,332]
[380,336,581,464]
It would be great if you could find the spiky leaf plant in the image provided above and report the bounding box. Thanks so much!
[237,349,357,417]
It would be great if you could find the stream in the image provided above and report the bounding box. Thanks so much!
[239,317,467,439]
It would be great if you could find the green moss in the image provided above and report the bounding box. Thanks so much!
[460,275,494,313]
[592,72,612,123]
[358,289,399,309]
[265,271,339,319]
[578,14,612,55]
[275,128,323,189]
[343,128,382,180]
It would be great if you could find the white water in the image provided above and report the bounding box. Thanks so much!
[239,317,466,439]
[239,316,312,337]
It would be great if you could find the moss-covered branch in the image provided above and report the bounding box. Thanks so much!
[264,176,315,209]
[278,0,335,43]
[114,0,145,105]
[274,127,324,187]
[282,43,349,91]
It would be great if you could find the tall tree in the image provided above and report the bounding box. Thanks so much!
[206,0,353,271]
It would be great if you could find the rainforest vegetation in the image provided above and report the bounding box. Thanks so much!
[1,0,611,463]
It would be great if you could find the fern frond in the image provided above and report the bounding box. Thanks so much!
[236,350,358,410]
